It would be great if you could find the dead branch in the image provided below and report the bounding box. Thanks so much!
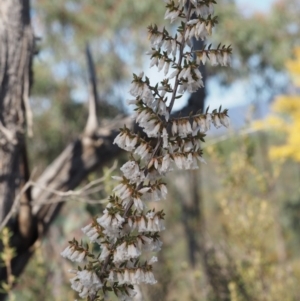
[84,43,99,136]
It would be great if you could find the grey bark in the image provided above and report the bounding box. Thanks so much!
[0,0,34,222]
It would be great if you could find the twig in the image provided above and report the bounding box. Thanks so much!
[0,161,117,231]
[0,121,17,144]
[0,182,31,232]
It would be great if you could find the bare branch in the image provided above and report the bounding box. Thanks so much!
[84,43,99,136]
[0,121,17,144]
[0,182,31,232]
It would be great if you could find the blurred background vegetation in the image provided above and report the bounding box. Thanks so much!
[2,0,300,300]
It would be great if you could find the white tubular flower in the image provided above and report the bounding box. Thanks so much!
[162,127,168,148]
[146,212,165,232]
[99,244,110,261]
[220,113,230,127]
[71,251,85,263]
[145,271,157,284]
[113,242,127,263]
[157,57,165,71]
[126,136,138,151]
[82,225,101,243]
[81,223,92,234]
[174,154,184,169]
[113,132,127,149]
[168,68,179,79]
[133,197,144,211]
[159,100,169,120]
[197,116,207,133]
[150,33,163,48]
[123,269,131,284]
[61,245,86,263]
[120,160,141,182]
[171,121,178,135]
[217,52,224,65]
[70,270,103,299]
[209,52,218,66]
[205,113,212,130]
[184,27,191,42]
[184,153,198,170]
[159,183,168,199]
[206,21,213,36]
[195,22,206,40]
[178,66,188,79]
[164,8,180,23]
[150,56,158,68]
[107,270,115,283]
[161,154,171,173]
[145,122,161,138]
[223,51,231,66]
[129,74,144,96]
[198,52,208,65]
[98,213,112,228]
[61,245,75,260]
[163,39,172,54]
[212,114,222,128]
[138,216,147,232]
[127,244,141,259]
[164,61,170,75]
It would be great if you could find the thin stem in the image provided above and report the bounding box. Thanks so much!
[168,2,193,113]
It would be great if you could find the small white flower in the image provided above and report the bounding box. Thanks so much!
[138,217,147,232]
[164,61,170,75]
[174,154,184,169]
[127,244,141,258]
[212,114,222,128]
[165,8,180,23]
[168,68,179,79]
[150,56,158,68]
[133,197,144,211]
[205,114,212,131]
[220,114,230,127]
[157,58,165,71]
[161,154,171,173]
[107,270,115,283]
[171,121,178,135]
[209,52,218,66]
[99,244,110,261]
[113,132,127,149]
[149,256,158,265]
[145,271,157,284]
[162,127,168,148]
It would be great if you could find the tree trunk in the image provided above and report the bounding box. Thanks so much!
[0,0,33,222]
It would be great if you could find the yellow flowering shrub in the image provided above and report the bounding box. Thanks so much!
[259,47,300,162]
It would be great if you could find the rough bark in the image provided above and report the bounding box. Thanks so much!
[0,0,34,222]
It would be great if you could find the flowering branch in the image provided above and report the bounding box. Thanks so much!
[61,0,231,300]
